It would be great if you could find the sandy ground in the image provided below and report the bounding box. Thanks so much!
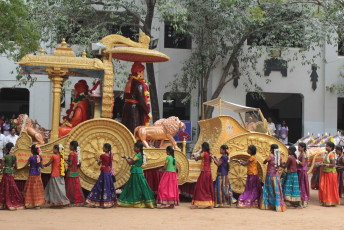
[1,189,344,230]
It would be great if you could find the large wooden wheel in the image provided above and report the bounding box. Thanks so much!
[224,132,288,194]
[228,152,265,194]
[66,118,135,190]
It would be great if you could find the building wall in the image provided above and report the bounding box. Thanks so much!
[0,19,342,141]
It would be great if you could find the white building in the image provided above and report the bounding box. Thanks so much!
[0,18,343,144]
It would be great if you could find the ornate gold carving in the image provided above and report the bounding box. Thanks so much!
[143,148,189,185]
[192,116,249,155]
[101,57,114,118]
[48,73,68,141]
[14,114,48,144]
[100,33,150,53]
[19,54,104,70]
[66,118,135,190]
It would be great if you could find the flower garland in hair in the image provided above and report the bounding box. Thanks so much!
[326,150,335,164]
[110,149,114,175]
[274,149,281,168]
[76,146,81,166]
[225,149,231,162]
[142,150,147,165]
[59,144,65,176]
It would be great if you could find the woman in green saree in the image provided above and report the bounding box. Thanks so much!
[118,141,155,208]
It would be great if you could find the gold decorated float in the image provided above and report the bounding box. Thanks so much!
[13,33,302,193]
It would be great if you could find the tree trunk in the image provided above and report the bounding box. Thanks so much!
[146,63,160,122]
[143,0,160,122]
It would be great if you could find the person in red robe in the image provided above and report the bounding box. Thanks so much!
[59,80,90,138]
[122,62,152,133]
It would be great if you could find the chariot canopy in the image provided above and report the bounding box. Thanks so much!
[203,98,270,135]
[203,98,259,113]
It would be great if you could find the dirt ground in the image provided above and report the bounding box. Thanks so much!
[1,189,344,230]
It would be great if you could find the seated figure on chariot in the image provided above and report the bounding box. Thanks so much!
[122,62,152,133]
[59,80,90,138]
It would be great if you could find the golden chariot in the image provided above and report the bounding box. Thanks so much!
[12,33,317,193]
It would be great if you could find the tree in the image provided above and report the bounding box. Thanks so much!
[0,0,40,61]
[25,0,161,121]
[160,0,342,119]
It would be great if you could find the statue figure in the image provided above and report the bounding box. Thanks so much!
[59,80,90,138]
[122,62,152,133]
[14,114,49,144]
[134,116,186,151]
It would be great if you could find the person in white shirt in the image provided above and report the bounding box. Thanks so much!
[0,132,6,158]
[267,117,276,136]
[6,128,18,146]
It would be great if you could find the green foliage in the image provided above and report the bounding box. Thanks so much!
[14,0,149,87]
[0,0,40,61]
[159,0,342,117]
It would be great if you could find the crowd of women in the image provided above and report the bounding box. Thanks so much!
[0,138,342,211]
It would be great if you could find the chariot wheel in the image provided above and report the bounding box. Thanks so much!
[228,152,265,194]
[66,118,135,190]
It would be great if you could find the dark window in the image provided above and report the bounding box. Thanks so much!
[164,23,192,49]
[0,88,30,117]
[246,92,303,144]
[163,93,190,120]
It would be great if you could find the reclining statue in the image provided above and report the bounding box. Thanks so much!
[14,114,49,144]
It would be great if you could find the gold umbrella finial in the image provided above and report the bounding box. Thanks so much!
[40,47,45,55]
[61,38,67,48]
[82,50,86,58]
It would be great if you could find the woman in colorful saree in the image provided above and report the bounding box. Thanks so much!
[260,144,286,212]
[191,142,214,209]
[212,145,236,207]
[156,146,179,208]
[318,141,340,207]
[86,143,117,208]
[65,141,85,207]
[237,145,262,208]
[118,140,155,208]
[44,145,70,207]
[22,144,45,209]
[297,142,310,207]
[281,146,302,208]
[0,142,24,210]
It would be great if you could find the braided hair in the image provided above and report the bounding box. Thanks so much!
[202,142,212,162]
[248,145,257,156]
[288,146,297,160]
[31,144,41,164]
[220,144,230,172]
[134,140,144,153]
[103,143,114,175]
[166,146,175,166]
[270,144,280,167]
[4,142,14,155]
[70,141,81,166]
